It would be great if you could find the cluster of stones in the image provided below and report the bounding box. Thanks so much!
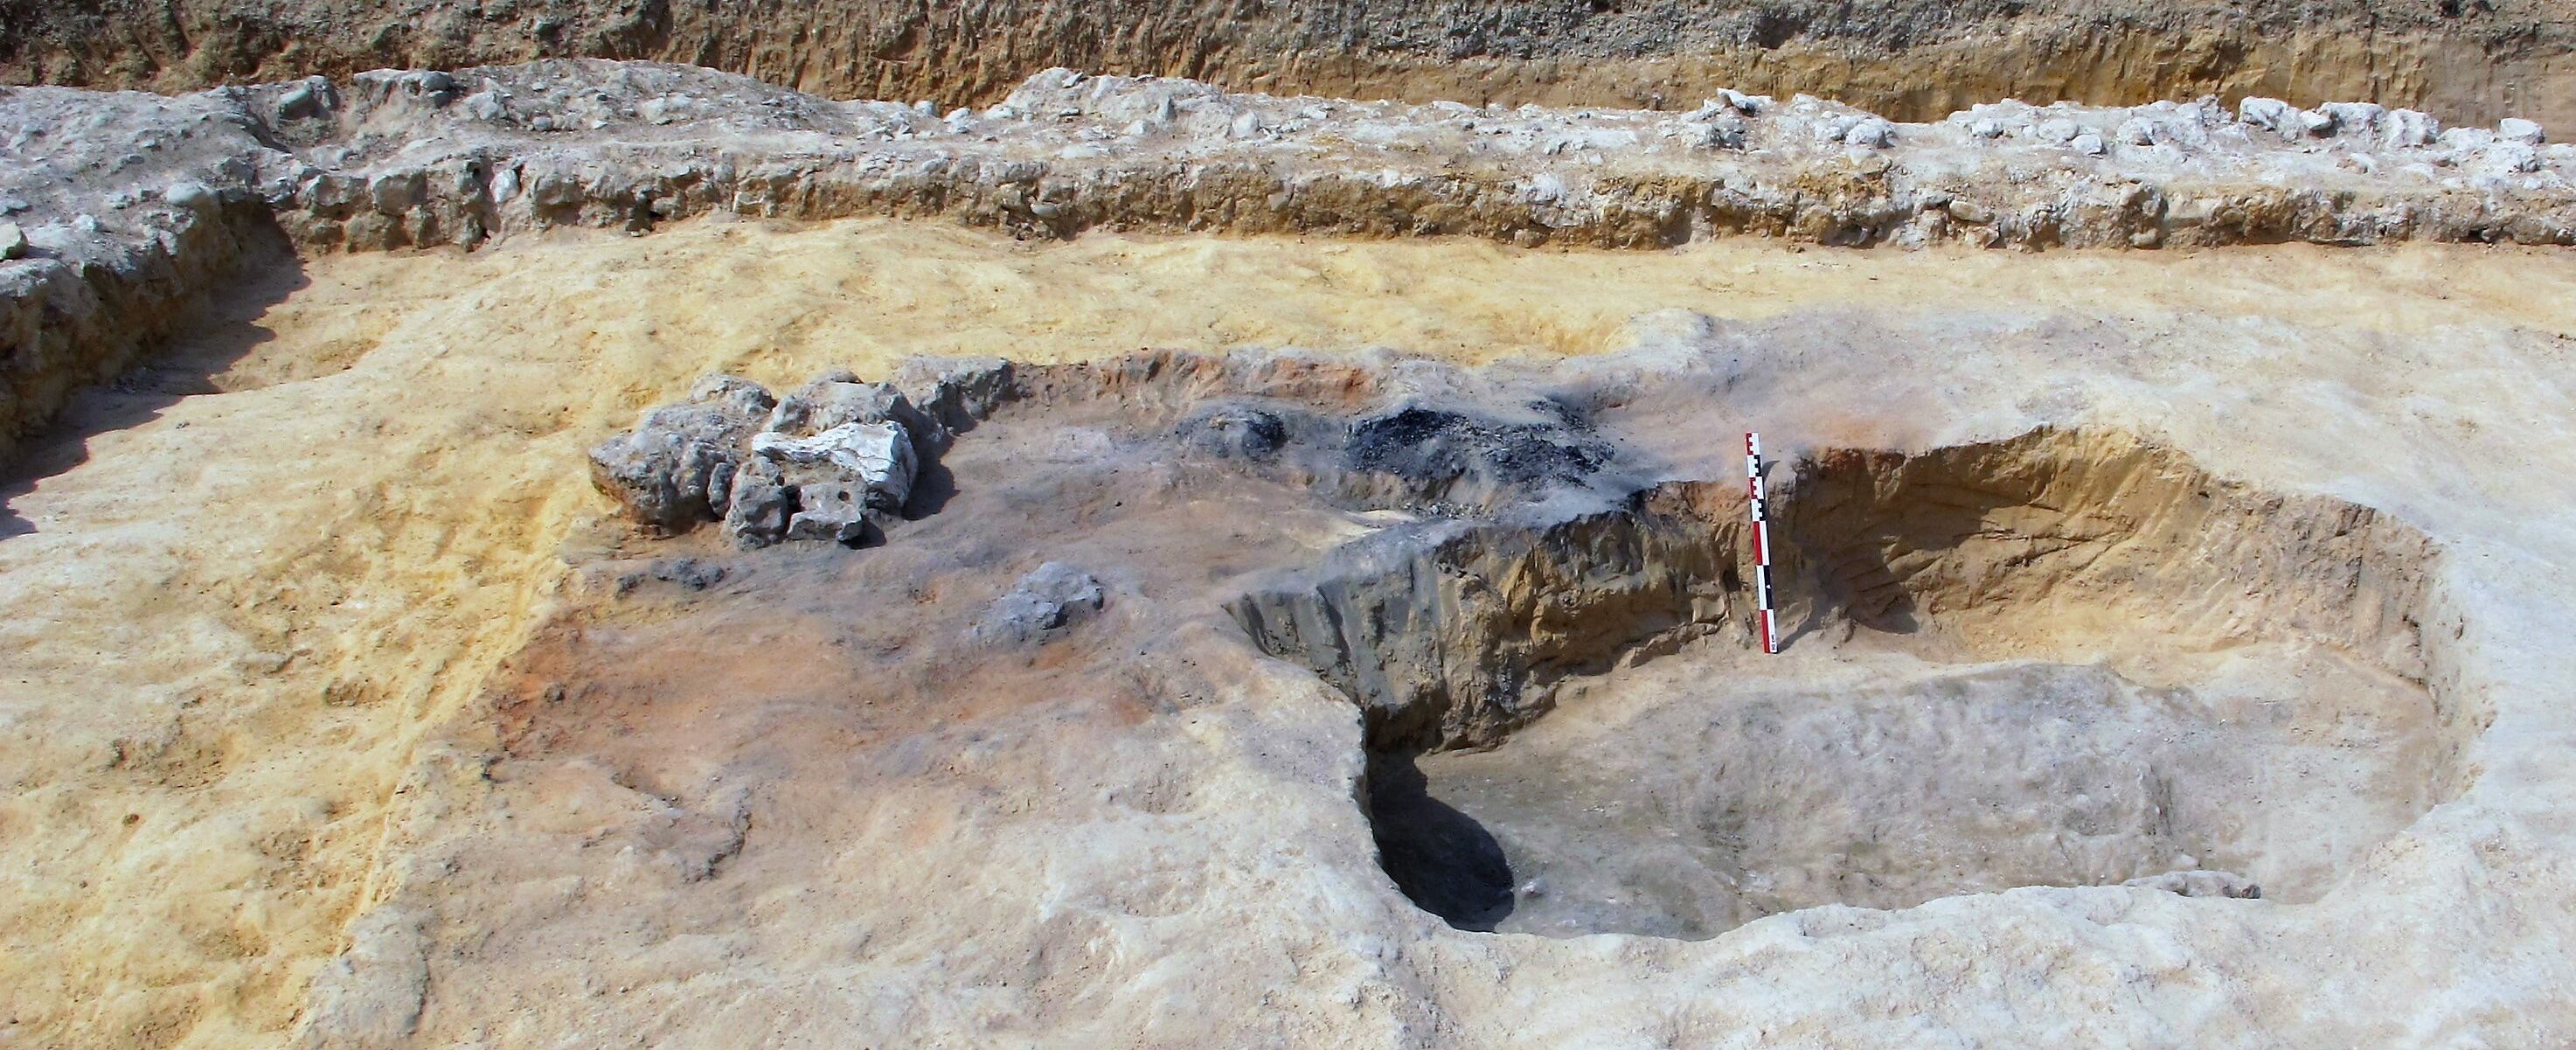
[588,354,1118,648]
[587,358,1009,548]
[1666,87,2548,180]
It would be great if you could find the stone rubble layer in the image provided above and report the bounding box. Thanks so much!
[10,59,2576,459]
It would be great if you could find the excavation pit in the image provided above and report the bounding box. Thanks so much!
[1381,638,2446,937]
[1237,428,2468,939]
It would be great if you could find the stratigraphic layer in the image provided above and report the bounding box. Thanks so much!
[8,59,2576,458]
[6,0,2575,129]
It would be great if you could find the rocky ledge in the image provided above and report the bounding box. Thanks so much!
[10,59,2576,459]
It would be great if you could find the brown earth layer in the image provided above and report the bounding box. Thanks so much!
[6,1,2576,128]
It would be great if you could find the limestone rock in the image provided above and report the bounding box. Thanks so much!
[576,364,997,549]
[2238,96,2300,138]
[2383,108,2442,148]
[720,457,795,546]
[2124,869,2263,899]
[892,356,1016,434]
[975,563,1107,645]
[1180,401,1288,460]
[714,420,918,548]
[766,375,913,435]
[1714,89,1768,115]
[2319,101,2386,139]
[164,181,217,213]
[0,222,24,261]
[275,77,337,121]
[751,421,916,510]
[588,375,776,534]
[781,480,878,545]
[462,90,507,123]
[2239,97,2300,134]
[1692,114,1748,150]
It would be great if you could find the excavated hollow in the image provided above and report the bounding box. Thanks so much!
[1238,428,2469,938]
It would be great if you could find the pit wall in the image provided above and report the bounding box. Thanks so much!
[13,61,2576,465]
[1230,486,1754,753]
[9,0,2576,130]
[1777,428,2435,675]
[259,65,2576,257]
[1232,428,2479,796]
[1778,428,2482,795]
[0,197,282,460]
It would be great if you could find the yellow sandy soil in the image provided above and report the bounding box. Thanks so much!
[4,218,2575,1047]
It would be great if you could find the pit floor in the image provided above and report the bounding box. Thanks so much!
[1390,633,2445,939]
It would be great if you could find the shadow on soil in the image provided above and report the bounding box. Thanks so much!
[1367,750,1515,931]
[0,247,309,540]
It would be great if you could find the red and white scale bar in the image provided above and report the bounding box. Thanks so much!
[1745,431,1777,654]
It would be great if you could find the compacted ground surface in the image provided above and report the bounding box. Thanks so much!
[1404,636,2447,939]
[6,217,2576,1047]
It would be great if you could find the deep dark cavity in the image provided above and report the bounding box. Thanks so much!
[1231,426,2476,939]
[1364,751,1517,930]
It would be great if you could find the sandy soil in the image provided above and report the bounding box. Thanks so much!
[8,219,2576,1047]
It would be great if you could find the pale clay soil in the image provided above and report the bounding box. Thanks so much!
[9,219,2576,1046]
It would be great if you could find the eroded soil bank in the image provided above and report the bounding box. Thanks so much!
[18,59,2576,467]
[10,0,2576,129]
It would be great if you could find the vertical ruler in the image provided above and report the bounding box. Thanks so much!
[1745,432,1777,654]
